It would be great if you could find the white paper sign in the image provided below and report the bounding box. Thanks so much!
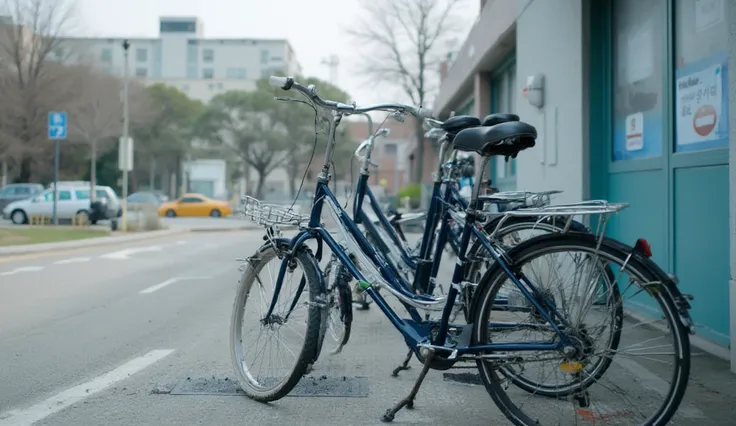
[695,0,724,32]
[625,113,644,151]
[676,63,723,145]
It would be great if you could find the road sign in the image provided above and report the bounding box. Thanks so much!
[118,136,134,171]
[48,111,67,140]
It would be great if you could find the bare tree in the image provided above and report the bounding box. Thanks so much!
[67,68,122,199]
[346,0,465,183]
[0,0,77,182]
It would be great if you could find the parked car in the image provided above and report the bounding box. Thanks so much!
[47,182,122,218]
[0,183,45,212]
[2,185,119,225]
[158,193,232,217]
[127,191,164,207]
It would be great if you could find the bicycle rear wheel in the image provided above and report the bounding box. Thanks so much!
[230,242,325,402]
[472,233,690,426]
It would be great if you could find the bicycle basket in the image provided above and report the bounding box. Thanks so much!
[240,196,308,227]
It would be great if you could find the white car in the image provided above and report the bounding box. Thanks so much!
[2,186,114,225]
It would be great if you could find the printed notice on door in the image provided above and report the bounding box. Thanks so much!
[625,113,644,151]
[676,63,723,146]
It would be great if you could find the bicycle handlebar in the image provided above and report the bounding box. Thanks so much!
[269,76,433,118]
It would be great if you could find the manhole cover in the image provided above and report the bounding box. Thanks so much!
[442,372,483,386]
[168,376,369,397]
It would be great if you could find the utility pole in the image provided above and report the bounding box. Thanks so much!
[320,55,339,85]
[121,39,130,232]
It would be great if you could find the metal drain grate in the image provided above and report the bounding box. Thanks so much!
[168,376,369,397]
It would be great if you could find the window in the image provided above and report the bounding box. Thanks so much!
[202,68,214,79]
[226,68,247,79]
[611,0,666,161]
[260,49,270,64]
[270,56,282,61]
[217,82,224,90]
[384,144,397,155]
[160,21,196,33]
[95,189,109,200]
[101,48,112,63]
[136,48,148,62]
[58,191,71,201]
[75,190,90,200]
[673,0,729,152]
[491,63,517,179]
[135,67,148,77]
[41,191,53,202]
[0,187,10,196]
[11,186,32,196]
[202,48,214,62]
[53,47,64,59]
[180,197,203,203]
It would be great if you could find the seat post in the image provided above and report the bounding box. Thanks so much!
[470,155,490,211]
[435,137,451,184]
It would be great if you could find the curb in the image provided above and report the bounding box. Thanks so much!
[188,225,261,233]
[0,228,188,257]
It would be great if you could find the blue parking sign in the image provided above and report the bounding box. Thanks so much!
[48,111,67,140]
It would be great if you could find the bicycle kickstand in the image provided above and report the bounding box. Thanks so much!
[390,349,413,377]
[381,349,435,423]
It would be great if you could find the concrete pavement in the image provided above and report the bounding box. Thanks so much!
[0,229,734,425]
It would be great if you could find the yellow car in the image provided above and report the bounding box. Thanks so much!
[158,193,233,218]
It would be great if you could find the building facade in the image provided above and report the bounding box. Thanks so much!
[57,17,302,104]
[434,0,736,371]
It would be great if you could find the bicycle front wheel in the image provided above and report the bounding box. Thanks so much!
[472,233,690,426]
[230,242,326,402]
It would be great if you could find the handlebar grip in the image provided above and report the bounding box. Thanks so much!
[268,76,291,90]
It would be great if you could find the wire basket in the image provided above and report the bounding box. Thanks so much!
[240,196,309,227]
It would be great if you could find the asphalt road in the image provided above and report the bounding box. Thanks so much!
[0,229,733,425]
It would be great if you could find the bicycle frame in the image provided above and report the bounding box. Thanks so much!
[265,111,574,356]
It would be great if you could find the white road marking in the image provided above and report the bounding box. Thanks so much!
[52,257,91,265]
[0,266,44,276]
[0,349,175,426]
[175,240,187,245]
[614,357,705,418]
[139,276,211,294]
[100,245,163,260]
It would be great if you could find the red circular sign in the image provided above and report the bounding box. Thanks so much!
[693,104,717,137]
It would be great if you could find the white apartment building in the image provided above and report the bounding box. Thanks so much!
[54,16,302,200]
[56,16,302,104]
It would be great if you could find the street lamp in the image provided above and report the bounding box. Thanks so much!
[121,39,130,232]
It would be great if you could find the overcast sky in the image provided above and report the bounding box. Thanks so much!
[75,0,477,106]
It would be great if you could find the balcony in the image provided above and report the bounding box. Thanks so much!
[433,0,518,115]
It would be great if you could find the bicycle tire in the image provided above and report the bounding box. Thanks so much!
[462,216,599,323]
[229,241,325,402]
[471,232,690,426]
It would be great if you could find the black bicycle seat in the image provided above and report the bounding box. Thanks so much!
[482,113,520,126]
[440,115,481,134]
[453,121,537,157]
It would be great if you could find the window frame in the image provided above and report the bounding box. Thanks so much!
[202,48,214,63]
[489,52,518,188]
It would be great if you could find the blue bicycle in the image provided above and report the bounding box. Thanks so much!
[230,76,694,425]
[339,115,598,326]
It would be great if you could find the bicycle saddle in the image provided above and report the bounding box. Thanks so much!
[440,115,481,134]
[453,121,537,157]
[482,113,520,126]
